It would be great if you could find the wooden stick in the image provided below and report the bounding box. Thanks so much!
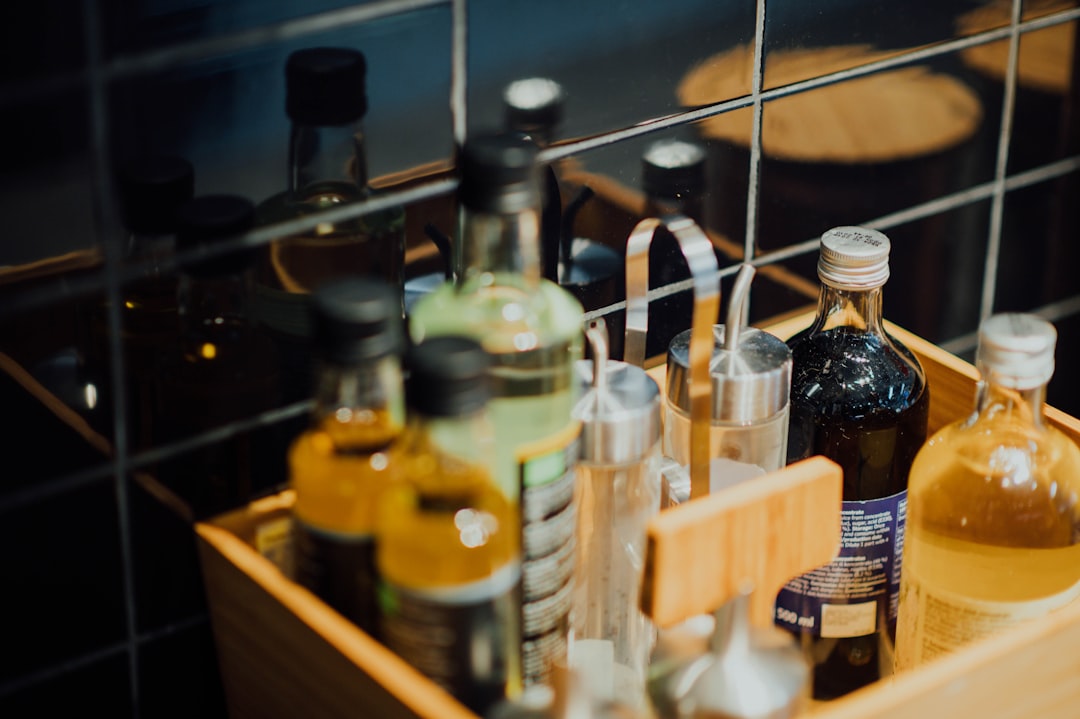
[641,455,842,628]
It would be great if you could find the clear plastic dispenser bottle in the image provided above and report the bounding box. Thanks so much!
[569,319,662,710]
[377,336,521,716]
[662,264,791,504]
[775,226,929,699]
[409,132,585,688]
[288,277,405,636]
[895,313,1080,670]
[648,587,809,719]
[255,46,406,399]
[487,663,648,719]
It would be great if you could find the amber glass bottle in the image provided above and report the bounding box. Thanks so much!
[774,226,929,699]
[289,277,405,635]
[377,336,521,715]
[896,313,1080,669]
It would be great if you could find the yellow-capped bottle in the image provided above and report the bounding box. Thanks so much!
[288,277,405,636]
[377,336,522,715]
[895,313,1080,669]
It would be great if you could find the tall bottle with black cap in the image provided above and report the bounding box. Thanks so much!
[774,226,929,699]
[154,194,283,516]
[377,336,522,716]
[255,46,406,400]
[288,277,406,636]
[408,133,585,688]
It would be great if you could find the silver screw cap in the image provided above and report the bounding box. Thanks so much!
[818,226,891,289]
[977,313,1056,390]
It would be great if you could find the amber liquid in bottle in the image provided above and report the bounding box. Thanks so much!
[290,403,402,635]
[377,424,522,715]
[780,327,929,699]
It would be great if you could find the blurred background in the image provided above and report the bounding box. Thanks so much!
[0,0,1076,715]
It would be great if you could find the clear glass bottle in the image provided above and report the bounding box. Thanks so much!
[116,154,195,450]
[255,46,406,400]
[377,336,521,716]
[409,132,585,688]
[288,277,405,636]
[570,320,662,710]
[774,226,929,699]
[154,195,283,517]
[895,313,1080,670]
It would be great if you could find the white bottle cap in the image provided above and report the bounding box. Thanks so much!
[977,313,1056,390]
[818,226,891,289]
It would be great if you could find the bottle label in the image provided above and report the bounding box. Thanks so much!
[518,423,580,687]
[775,491,906,638]
[292,520,378,634]
[895,568,1080,670]
[378,561,521,715]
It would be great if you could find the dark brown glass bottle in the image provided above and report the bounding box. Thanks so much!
[775,226,929,700]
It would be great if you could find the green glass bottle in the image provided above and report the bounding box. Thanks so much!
[408,132,584,688]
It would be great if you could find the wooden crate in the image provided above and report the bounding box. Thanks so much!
[195,313,1080,719]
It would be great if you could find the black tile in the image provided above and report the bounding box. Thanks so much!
[1049,312,1080,419]
[0,651,131,719]
[137,620,227,719]
[0,480,127,682]
[129,477,208,633]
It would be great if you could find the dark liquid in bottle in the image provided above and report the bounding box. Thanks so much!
[784,327,929,699]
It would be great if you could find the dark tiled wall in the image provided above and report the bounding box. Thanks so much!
[1,0,1078,716]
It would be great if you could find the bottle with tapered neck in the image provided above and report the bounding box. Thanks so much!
[255,46,406,402]
[289,277,405,637]
[409,132,584,689]
[377,336,522,716]
[895,313,1080,670]
[155,194,283,517]
[774,226,929,700]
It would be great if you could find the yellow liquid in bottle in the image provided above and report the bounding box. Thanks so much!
[896,414,1080,669]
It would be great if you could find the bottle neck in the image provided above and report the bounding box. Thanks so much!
[972,374,1048,430]
[288,121,367,195]
[455,204,542,288]
[313,354,404,421]
[177,270,254,339]
[811,282,886,334]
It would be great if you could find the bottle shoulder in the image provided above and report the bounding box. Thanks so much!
[409,277,584,349]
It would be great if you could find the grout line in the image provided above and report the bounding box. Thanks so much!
[81,0,142,712]
[743,0,768,264]
[106,0,449,81]
[450,0,467,148]
[979,0,1024,324]
[0,641,130,699]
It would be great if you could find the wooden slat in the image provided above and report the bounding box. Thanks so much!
[195,509,473,719]
[641,456,843,628]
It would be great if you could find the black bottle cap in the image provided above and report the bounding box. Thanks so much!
[310,277,403,364]
[175,194,257,277]
[117,155,195,235]
[642,138,707,202]
[406,336,491,417]
[503,77,565,145]
[458,132,540,214]
[285,47,367,125]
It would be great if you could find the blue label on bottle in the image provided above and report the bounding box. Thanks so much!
[775,491,907,638]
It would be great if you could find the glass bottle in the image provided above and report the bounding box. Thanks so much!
[377,336,521,716]
[640,138,712,361]
[774,226,929,699]
[409,132,585,688]
[569,320,662,711]
[115,154,195,450]
[895,313,1080,670]
[154,195,283,517]
[255,46,406,401]
[288,277,405,636]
